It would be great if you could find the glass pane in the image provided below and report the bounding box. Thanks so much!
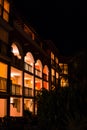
[12,85,15,94]
[3,10,9,21]
[4,0,9,12]
[64,64,68,74]
[16,86,20,94]
[0,99,7,117]
[0,78,7,92]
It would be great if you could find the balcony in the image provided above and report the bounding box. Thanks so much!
[35,68,41,77]
[35,89,40,96]
[51,59,55,67]
[24,62,33,73]
[51,76,56,85]
[43,73,48,81]
[0,77,7,92]
[10,84,21,95]
[24,87,33,97]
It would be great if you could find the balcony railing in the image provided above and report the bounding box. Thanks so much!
[24,62,33,73]
[35,90,41,96]
[10,84,21,95]
[43,73,48,81]
[56,78,59,86]
[35,68,41,77]
[51,75,56,85]
[0,77,7,92]
[24,87,33,97]
[51,59,55,66]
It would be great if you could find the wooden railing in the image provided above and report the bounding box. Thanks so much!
[35,68,41,77]
[24,62,33,73]
[43,73,48,81]
[35,90,40,96]
[24,87,33,97]
[0,77,7,92]
[10,84,21,95]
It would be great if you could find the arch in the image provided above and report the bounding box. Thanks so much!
[43,65,49,81]
[35,59,42,77]
[24,52,34,64]
[43,65,49,75]
[43,65,49,90]
[11,42,22,59]
[24,52,34,73]
[35,59,42,70]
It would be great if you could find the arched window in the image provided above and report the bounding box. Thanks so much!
[11,43,21,59]
[35,59,42,77]
[24,52,34,64]
[24,52,34,73]
[43,65,49,81]
[43,65,49,90]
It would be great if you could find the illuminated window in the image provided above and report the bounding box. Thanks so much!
[0,62,7,92]
[43,81,49,90]
[24,73,34,96]
[51,68,55,76]
[10,97,22,117]
[51,52,54,60]
[0,99,7,117]
[59,63,63,73]
[0,62,7,78]
[35,60,42,77]
[43,65,49,81]
[64,64,68,74]
[24,52,34,73]
[35,77,42,90]
[0,77,7,92]
[55,57,58,64]
[11,43,21,59]
[4,0,9,12]
[24,99,33,113]
[51,68,55,82]
[11,67,22,95]
[59,63,68,74]
[3,0,9,21]
[0,0,10,22]
[43,65,49,90]
[60,77,69,87]
[56,72,59,79]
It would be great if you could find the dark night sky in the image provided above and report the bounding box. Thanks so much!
[12,0,87,57]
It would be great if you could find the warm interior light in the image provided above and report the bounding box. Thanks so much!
[10,97,14,104]
[11,43,21,59]
[24,77,31,80]
[11,73,20,77]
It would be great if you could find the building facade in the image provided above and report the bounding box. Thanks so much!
[0,0,69,118]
